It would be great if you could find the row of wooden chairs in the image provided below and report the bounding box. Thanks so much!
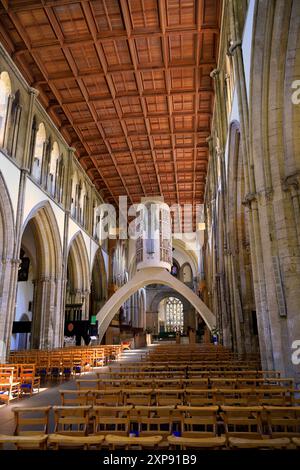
[0,365,40,404]
[113,361,262,370]
[97,370,281,379]
[77,377,294,391]
[1,404,298,449]
[1,433,299,450]
[66,387,300,407]
[9,345,123,368]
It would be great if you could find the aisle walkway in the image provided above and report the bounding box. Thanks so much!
[0,347,148,435]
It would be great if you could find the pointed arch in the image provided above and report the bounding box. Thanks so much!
[67,231,90,293]
[97,267,215,343]
[0,170,15,360]
[22,200,62,279]
[19,201,63,349]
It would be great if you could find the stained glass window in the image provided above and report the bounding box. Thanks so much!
[165,297,183,333]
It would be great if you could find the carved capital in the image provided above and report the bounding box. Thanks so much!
[210,68,220,79]
[282,172,300,192]
[228,40,242,56]
[242,192,257,208]
[29,87,39,96]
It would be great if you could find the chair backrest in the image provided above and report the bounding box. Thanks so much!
[134,406,175,436]
[123,388,153,406]
[91,389,123,406]
[59,389,89,406]
[12,406,51,435]
[155,388,183,406]
[53,406,91,435]
[255,388,292,406]
[264,406,300,437]
[221,406,263,439]
[177,406,219,437]
[93,405,132,435]
[105,434,163,450]
[185,388,217,406]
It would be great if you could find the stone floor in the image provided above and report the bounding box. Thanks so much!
[0,347,148,435]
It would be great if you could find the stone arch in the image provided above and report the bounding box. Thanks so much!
[20,201,63,349]
[226,121,257,355]
[66,231,90,319]
[149,289,196,335]
[22,201,62,279]
[97,267,215,343]
[0,171,15,360]
[150,290,189,313]
[172,238,198,275]
[138,288,146,330]
[90,247,108,317]
[180,262,193,284]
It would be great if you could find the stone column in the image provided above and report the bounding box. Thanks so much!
[228,0,275,369]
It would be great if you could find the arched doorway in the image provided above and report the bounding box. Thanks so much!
[90,248,107,322]
[65,232,90,345]
[11,242,35,351]
[180,262,193,284]
[13,202,63,350]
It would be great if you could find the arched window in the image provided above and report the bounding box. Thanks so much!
[48,141,59,197]
[71,172,79,218]
[181,263,193,283]
[57,156,65,203]
[32,122,46,182]
[93,200,98,238]
[165,297,184,333]
[0,71,12,147]
[79,181,87,226]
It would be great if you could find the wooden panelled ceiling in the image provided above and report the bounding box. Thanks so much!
[0,0,221,221]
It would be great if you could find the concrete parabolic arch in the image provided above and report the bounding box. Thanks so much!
[96,267,215,343]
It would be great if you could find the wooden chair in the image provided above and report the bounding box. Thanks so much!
[61,356,73,379]
[0,366,20,404]
[19,364,40,395]
[53,406,92,436]
[76,379,101,390]
[228,437,291,449]
[155,388,183,406]
[49,355,62,380]
[168,435,226,449]
[90,389,123,406]
[177,406,219,439]
[264,406,300,438]
[183,378,209,389]
[216,388,254,406]
[135,406,175,445]
[48,434,104,449]
[0,434,48,450]
[185,388,217,406]
[105,434,163,450]
[59,389,90,406]
[292,437,300,448]
[210,378,237,389]
[123,388,153,406]
[255,388,292,406]
[220,406,264,441]
[93,405,132,436]
[12,406,51,436]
